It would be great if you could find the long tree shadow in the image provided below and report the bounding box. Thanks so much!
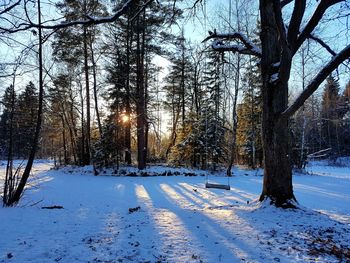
[175,182,249,206]
[143,181,272,262]
[151,181,350,262]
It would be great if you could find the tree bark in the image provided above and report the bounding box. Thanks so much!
[89,39,103,138]
[82,0,90,165]
[135,11,146,170]
[259,0,296,207]
[124,16,132,165]
[226,55,240,177]
[61,115,68,164]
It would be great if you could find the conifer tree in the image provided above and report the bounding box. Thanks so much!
[0,85,16,158]
[16,81,38,157]
[201,51,226,169]
[321,75,341,155]
[237,62,263,168]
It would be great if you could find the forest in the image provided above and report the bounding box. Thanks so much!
[0,0,350,261]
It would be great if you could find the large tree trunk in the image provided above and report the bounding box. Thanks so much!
[124,16,132,165]
[135,12,146,170]
[89,39,103,138]
[82,0,90,165]
[259,0,295,207]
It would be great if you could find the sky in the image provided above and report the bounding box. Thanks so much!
[0,0,349,113]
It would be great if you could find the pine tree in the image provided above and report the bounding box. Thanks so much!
[321,75,341,156]
[0,85,16,158]
[103,0,182,168]
[46,73,80,164]
[237,60,263,168]
[337,81,350,155]
[16,81,39,157]
[201,51,226,169]
[53,0,107,165]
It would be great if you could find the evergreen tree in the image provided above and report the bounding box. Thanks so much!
[53,0,107,165]
[0,85,16,158]
[46,74,80,164]
[103,0,182,168]
[236,60,263,168]
[321,75,341,155]
[16,81,38,157]
[201,51,226,169]
[337,81,350,155]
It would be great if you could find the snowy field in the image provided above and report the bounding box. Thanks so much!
[0,160,350,262]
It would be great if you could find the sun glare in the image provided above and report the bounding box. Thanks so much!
[122,114,129,123]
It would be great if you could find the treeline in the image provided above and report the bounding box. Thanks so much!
[0,82,38,159]
[1,0,350,172]
[291,76,350,167]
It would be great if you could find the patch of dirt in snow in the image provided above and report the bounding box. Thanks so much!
[236,201,350,263]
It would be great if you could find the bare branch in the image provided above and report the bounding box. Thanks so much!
[0,0,21,16]
[203,31,262,58]
[0,0,147,33]
[308,34,336,56]
[281,44,350,119]
[294,0,343,54]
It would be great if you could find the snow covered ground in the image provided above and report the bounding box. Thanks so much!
[0,161,349,262]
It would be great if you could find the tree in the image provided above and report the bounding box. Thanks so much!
[0,85,17,159]
[321,75,341,155]
[53,0,107,165]
[204,0,350,207]
[336,80,350,155]
[236,63,263,168]
[16,81,39,157]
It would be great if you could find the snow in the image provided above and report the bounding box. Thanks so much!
[0,161,350,262]
[270,73,279,83]
[204,31,262,57]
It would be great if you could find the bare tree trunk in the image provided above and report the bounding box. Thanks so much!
[61,115,68,164]
[144,58,149,163]
[89,39,103,137]
[62,108,77,164]
[82,0,90,165]
[180,30,186,129]
[259,0,295,207]
[136,11,146,170]
[83,29,90,165]
[226,55,240,176]
[124,16,132,165]
[79,79,85,165]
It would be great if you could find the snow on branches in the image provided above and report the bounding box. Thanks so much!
[202,30,262,58]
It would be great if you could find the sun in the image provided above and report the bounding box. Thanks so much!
[122,114,129,123]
